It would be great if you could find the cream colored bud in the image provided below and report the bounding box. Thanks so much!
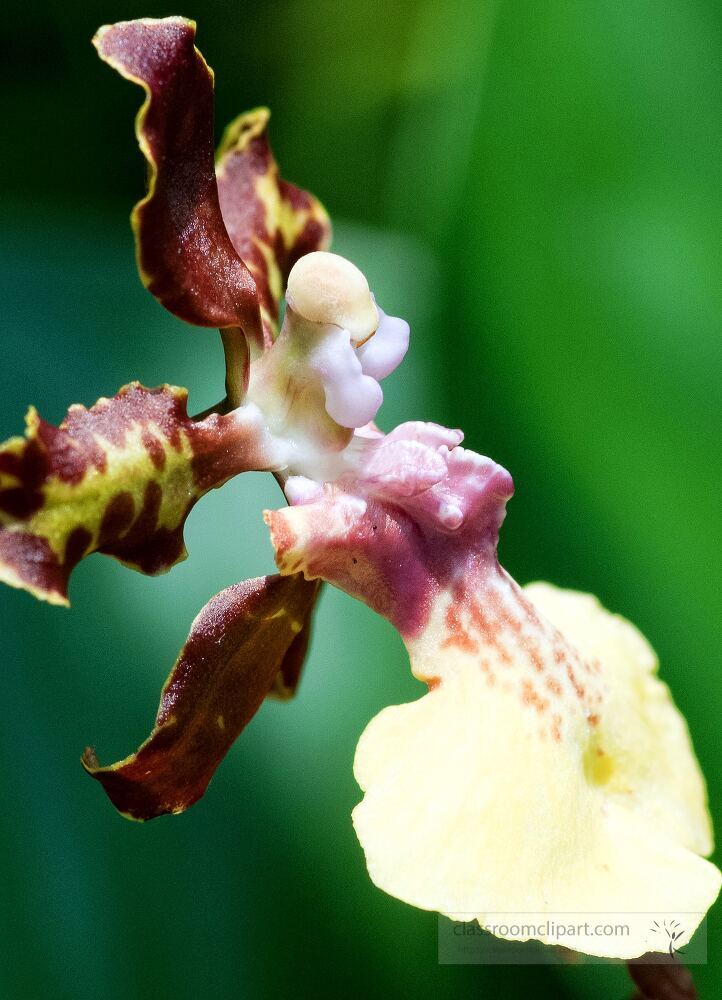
[286,252,379,344]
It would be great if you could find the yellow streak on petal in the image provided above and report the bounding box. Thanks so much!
[252,238,284,309]
[26,420,196,563]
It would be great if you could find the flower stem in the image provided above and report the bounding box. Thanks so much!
[627,955,696,999]
[221,327,249,409]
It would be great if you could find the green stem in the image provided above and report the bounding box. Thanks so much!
[221,327,249,410]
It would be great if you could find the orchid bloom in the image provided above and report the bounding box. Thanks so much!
[0,17,718,965]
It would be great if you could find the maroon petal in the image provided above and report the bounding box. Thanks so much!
[266,581,322,699]
[0,383,277,605]
[82,574,320,820]
[94,18,263,347]
[216,108,331,344]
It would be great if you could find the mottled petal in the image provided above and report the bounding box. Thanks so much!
[265,421,720,959]
[94,18,263,344]
[0,384,278,604]
[216,111,331,344]
[82,574,319,819]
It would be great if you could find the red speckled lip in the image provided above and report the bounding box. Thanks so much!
[265,424,604,744]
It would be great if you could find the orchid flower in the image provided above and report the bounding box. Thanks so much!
[0,17,718,966]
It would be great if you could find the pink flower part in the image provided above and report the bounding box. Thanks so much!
[355,308,410,381]
[308,307,410,429]
[311,328,384,429]
[266,417,612,741]
[266,424,515,640]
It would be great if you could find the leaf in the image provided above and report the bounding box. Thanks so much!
[0,383,277,604]
[82,574,320,820]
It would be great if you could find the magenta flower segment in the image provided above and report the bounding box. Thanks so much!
[0,17,718,962]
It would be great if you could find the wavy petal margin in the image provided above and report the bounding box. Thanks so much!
[0,383,277,605]
[216,108,332,343]
[94,18,263,347]
[265,423,720,960]
[82,574,319,820]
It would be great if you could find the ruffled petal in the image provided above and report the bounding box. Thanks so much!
[265,421,720,958]
[352,583,719,959]
[82,574,319,819]
[94,18,263,345]
[0,383,278,604]
[265,435,513,636]
[525,583,713,857]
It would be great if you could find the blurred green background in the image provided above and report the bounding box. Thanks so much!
[1,1,720,997]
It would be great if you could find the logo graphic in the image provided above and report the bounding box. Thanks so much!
[650,919,686,957]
